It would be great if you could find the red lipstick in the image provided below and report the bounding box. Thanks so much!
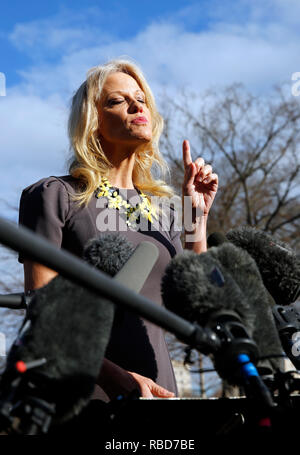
[131,116,148,124]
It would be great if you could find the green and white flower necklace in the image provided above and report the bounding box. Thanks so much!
[95,177,158,228]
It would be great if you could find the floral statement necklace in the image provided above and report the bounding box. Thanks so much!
[95,177,158,228]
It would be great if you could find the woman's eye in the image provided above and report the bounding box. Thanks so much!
[108,99,123,105]
[108,98,145,106]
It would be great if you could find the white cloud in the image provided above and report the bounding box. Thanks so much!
[9,1,300,99]
[10,23,93,52]
[8,6,114,56]
[2,0,300,212]
[1,88,68,167]
[0,88,70,210]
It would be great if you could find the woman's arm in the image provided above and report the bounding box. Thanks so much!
[23,260,58,293]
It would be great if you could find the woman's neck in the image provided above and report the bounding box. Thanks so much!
[108,178,135,189]
[105,146,136,189]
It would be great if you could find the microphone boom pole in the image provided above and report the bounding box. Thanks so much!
[0,216,219,355]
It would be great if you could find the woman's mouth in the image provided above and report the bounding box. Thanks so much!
[131,116,148,124]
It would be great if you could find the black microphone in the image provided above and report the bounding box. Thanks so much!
[0,275,115,434]
[226,226,300,305]
[209,230,300,374]
[162,247,257,378]
[82,233,159,292]
[207,238,284,376]
[207,232,228,248]
[161,245,277,408]
[82,233,135,276]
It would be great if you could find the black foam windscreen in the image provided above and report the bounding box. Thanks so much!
[161,245,254,335]
[82,232,135,276]
[83,233,159,293]
[209,243,284,375]
[207,232,228,248]
[162,243,284,375]
[226,226,300,305]
[2,275,115,425]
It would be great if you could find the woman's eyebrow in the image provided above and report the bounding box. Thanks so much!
[107,89,145,97]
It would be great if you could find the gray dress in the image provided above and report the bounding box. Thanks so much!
[18,175,183,397]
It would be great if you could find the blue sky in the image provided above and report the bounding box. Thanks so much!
[0,0,300,223]
[2,0,206,87]
[0,0,299,373]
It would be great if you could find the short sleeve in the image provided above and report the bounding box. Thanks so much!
[18,176,70,263]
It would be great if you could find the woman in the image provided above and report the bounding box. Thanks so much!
[18,59,218,401]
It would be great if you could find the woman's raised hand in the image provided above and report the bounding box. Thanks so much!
[182,139,218,216]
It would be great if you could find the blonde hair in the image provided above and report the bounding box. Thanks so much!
[67,57,175,207]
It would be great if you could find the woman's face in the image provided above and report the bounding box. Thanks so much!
[97,71,152,148]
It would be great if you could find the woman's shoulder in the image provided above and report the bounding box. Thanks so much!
[19,175,83,222]
[21,174,79,196]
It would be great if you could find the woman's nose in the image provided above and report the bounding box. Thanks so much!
[128,100,143,113]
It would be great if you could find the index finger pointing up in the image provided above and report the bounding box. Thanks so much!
[182,139,192,171]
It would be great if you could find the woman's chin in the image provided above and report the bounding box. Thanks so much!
[128,132,152,144]
[130,125,152,141]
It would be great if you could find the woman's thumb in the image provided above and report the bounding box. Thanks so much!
[151,384,175,398]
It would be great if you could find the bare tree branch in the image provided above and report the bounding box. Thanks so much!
[160,83,300,251]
